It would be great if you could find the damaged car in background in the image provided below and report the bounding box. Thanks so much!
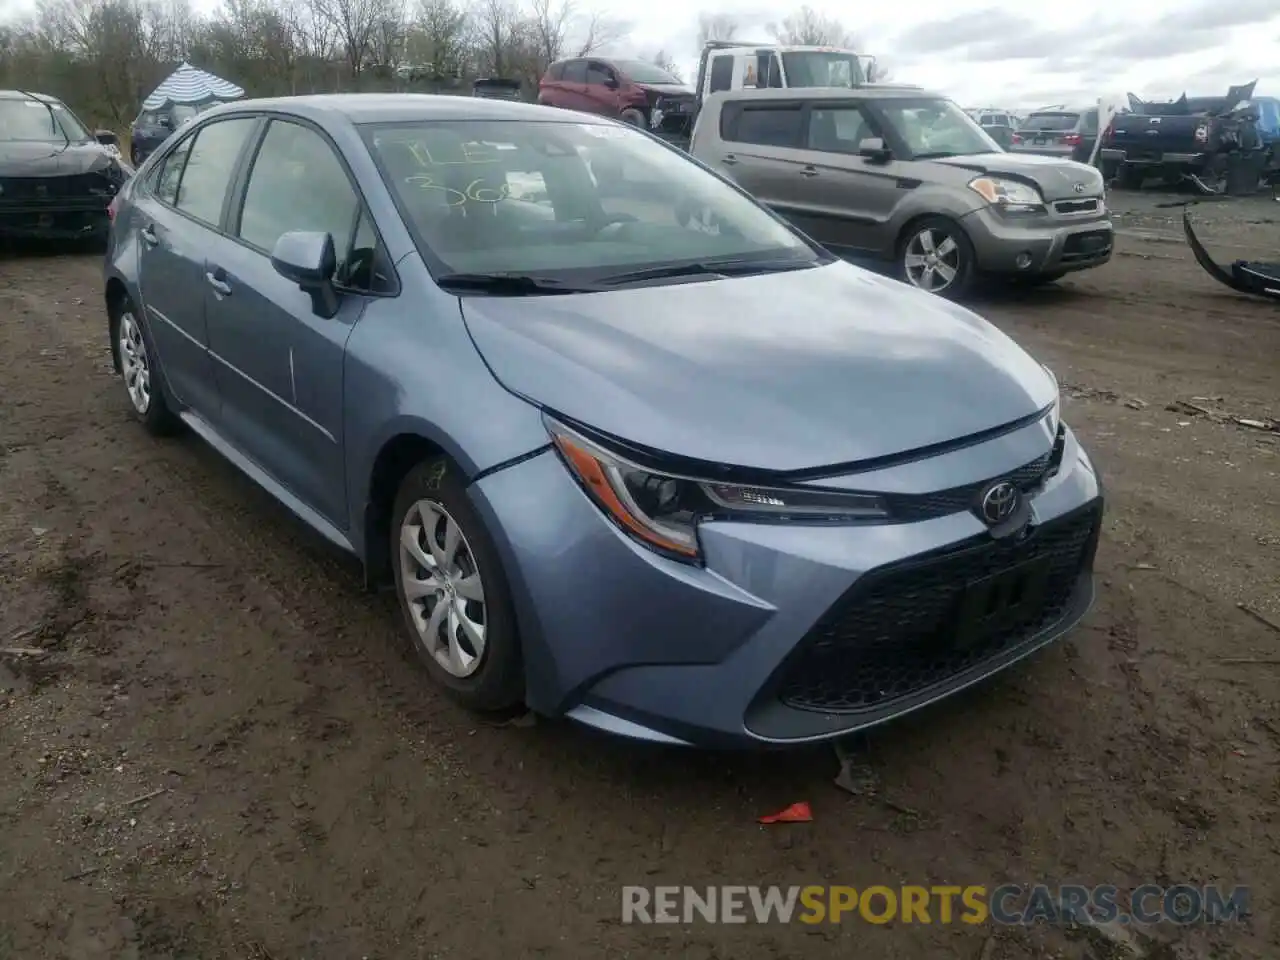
[1100,82,1274,194]
[1184,211,1280,304]
[1,89,131,245]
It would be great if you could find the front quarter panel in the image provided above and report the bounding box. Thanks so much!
[342,254,550,549]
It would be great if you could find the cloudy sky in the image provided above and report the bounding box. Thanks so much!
[622,0,1280,108]
[2,0,1276,108]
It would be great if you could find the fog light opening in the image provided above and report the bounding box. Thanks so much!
[1015,252,1034,270]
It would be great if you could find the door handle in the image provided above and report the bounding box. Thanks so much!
[140,225,158,246]
[722,154,738,165]
[205,271,231,297]
[800,165,819,177]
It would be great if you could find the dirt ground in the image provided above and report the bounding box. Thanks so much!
[1,188,1278,960]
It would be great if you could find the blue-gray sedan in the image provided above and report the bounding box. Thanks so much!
[103,94,1103,748]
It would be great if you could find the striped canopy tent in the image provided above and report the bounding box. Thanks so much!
[142,62,245,111]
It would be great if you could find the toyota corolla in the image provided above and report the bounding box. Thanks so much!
[103,94,1103,748]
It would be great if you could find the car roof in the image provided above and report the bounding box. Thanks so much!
[198,93,608,126]
[704,84,934,105]
[0,89,63,103]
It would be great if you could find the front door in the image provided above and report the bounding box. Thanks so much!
[791,102,903,256]
[202,117,375,528]
[583,60,622,117]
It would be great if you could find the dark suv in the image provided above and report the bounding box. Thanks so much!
[538,57,695,141]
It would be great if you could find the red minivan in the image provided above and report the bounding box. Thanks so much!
[538,57,695,140]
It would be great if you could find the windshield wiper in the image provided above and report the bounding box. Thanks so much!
[435,272,605,296]
[597,257,815,287]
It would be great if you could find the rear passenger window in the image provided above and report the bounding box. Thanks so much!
[708,56,733,93]
[174,117,257,227]
[725,104,804,147]
[237,120,360,261]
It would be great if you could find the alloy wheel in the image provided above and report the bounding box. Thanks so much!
[398,499,488,678]
[118,311,151,414]
[904,228,962,293]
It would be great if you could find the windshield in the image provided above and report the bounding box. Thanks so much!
[877,98,1000,158]
[0,98,91,142]
[614,60,680,85]
[780,52,866,88]
[1021,113,1079,132]
[365,119,816,278]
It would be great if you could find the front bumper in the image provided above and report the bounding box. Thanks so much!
[962,204,1113,276]
[469,417,1104,748]
[0,173,119,241]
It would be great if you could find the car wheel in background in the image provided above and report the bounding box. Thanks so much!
[620,108,646,128]
[898,217,976,299]
[113,298,180,435]
[391,457,524,713]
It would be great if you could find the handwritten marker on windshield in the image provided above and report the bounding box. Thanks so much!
[758,801,813,824]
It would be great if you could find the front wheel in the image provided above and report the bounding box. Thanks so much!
[392,458,524,713]
[619,108,647,128]
[898,217,976,299]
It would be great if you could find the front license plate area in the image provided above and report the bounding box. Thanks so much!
[952,556,1052,651]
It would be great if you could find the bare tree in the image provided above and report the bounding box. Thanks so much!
[694,12,736,50]
[313,0,400,76]
[525,0,570,66]
[406,0,468,76]
[650,48,681,82]
[571,9,624,56]
[769,5,853,46]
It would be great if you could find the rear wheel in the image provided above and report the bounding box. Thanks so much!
[898,217,976,299]
[113,298,180,435]
[1118,164,1145,190]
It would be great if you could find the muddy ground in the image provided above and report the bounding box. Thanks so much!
[1,189,1278,960]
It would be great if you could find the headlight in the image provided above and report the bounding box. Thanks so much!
[545,416,888,562]
[968,176,1043,209]
[1042,363,1061,435]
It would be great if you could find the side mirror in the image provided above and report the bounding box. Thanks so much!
[95,129,119,146]
[271,231,340,318]
[858,137,891,162]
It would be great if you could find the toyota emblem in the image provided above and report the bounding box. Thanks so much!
[979,481,1020,525]
[1072,182,1085,194]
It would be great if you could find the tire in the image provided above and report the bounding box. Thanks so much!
[619,108,646,128]
[1118,165,1145,190]
[391,457,524,713]
[897,216,976,299]
[112,296,180,436]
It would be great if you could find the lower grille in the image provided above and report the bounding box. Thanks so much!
[1061,230,1112,263]
[773,504,1101,714]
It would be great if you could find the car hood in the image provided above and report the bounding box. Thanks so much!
[636,82,695,100]
[459,260,1056,474]
[932,152,1105,201]
[0,140,123,177]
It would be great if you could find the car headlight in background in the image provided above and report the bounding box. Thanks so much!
[545,416,888,562]
[968,175,1044,211]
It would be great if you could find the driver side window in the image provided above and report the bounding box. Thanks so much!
[585,62,614,86]
[236,119,390,294]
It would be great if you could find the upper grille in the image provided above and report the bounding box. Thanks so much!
[771,503,1101,714]
[882,451,1052,523]
[1053,197,1100,215]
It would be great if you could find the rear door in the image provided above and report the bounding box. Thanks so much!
[132,115,260,419]
[202,116,393,528]
[713,99,810,209]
